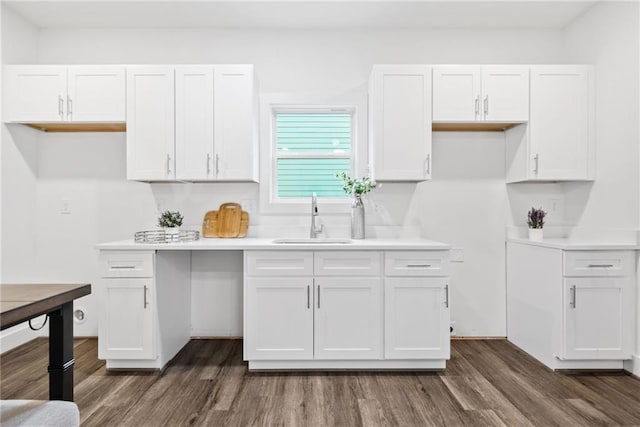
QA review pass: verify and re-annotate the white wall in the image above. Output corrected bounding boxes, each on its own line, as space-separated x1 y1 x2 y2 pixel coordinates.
0 4 43 352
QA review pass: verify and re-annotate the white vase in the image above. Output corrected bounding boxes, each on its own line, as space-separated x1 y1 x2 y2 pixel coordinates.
164 227 181 242
528 228 543 241
351 195 365 239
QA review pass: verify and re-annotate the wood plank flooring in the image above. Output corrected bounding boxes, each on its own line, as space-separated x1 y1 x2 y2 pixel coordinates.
2 338 640 426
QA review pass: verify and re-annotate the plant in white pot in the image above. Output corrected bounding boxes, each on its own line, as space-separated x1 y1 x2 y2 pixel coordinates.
527 207 546 241
336 172 377 239
158 210 183 242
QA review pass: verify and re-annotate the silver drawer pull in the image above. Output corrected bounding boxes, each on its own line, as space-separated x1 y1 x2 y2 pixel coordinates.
110 265 136 269
587 264 614 268
406 264 431 268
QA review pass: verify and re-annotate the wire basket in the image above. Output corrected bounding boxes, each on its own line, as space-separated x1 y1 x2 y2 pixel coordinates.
134 229 200 244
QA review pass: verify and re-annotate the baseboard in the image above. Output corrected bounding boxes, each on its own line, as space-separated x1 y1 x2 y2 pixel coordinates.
0 324 41 354
624 354 640 377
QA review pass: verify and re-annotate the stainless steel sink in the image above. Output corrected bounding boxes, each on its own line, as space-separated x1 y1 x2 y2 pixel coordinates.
272 238 352 244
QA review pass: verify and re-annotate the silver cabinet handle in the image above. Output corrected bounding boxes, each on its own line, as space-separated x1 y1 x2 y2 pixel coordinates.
58 95 64 118
533 154 540 174
474 96 480 118
166 154 172 175
425 154 431 175
587 264 614 268
317 284 320 309
307 285 310 309
110 265 136 270
406 264 431 268
484 95 489 117
445 284 449 308
570 285 576 309
67 96 72 119
143 285 149 309
207 153 212 176
215 154 220 176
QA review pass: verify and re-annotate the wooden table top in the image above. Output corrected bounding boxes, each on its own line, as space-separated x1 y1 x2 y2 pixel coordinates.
0 284 91 330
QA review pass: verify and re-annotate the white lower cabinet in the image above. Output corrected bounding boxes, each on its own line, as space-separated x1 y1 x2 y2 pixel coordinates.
98 250 191 370
384 277 449 359
100 278 155 359
314 277 382 359
244 249 450 369
563 277 633 360
245 277 313 360
507 242 635 370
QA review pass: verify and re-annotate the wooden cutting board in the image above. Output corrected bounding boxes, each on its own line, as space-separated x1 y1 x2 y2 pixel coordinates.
202 203 249 238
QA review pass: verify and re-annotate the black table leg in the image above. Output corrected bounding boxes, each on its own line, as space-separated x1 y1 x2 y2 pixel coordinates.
48 302 74 401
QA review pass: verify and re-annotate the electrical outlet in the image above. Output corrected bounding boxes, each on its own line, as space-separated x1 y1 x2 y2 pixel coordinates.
450 321 457 336
450 247 464 262
60 199 71 215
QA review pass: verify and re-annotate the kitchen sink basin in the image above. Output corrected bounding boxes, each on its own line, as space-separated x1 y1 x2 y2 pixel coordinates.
272 238 352 244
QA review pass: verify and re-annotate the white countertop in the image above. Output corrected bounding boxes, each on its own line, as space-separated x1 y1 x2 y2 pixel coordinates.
508 237 639 251
96 237 452 251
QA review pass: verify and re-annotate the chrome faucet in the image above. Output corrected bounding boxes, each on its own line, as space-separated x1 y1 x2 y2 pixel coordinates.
310 192 324 238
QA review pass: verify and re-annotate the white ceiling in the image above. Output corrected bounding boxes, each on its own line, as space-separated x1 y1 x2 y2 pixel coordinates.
4 0 598 30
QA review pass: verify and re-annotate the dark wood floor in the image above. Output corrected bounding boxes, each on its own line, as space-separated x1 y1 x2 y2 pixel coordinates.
2 338 640 426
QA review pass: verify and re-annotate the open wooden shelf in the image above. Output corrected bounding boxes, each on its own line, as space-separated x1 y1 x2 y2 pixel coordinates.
25 123 126 133
432 122 522 132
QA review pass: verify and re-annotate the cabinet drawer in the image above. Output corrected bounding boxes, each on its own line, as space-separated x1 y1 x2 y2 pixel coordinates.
563 251 634 277
385 251 449 277
245 251 313 276
99 251 154 278
314 252 381 276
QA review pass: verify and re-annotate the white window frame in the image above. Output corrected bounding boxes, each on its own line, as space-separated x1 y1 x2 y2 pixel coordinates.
260 94 360 215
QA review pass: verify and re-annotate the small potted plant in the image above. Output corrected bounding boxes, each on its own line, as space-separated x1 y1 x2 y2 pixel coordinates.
527 207 546 241
158 210 183 242
336 172 377 239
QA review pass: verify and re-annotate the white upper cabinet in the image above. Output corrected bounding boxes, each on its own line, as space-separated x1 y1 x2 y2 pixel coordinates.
506 65 594 182
369 65 432 181
126 66 176 181
214 65 259 181
175 67 215 181
481 66 530 122
132 64 258 182
433 65 529 123
4 65 125 123
432 66 481 122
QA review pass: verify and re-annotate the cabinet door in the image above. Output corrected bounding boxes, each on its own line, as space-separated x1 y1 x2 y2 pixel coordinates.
370 65 432 181
529 66 593 180
4 66 67 122
214 65 257 181
175 67 215 181
481 66 529 122
432 66 481 122
245 277 313 360
314 277 382 359
99 278 155 360
385 277 450 359
563 277 633 360
126 67 175 181
67 66 125 122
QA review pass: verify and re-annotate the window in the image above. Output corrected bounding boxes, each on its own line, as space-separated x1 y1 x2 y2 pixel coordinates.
272 108 354 202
